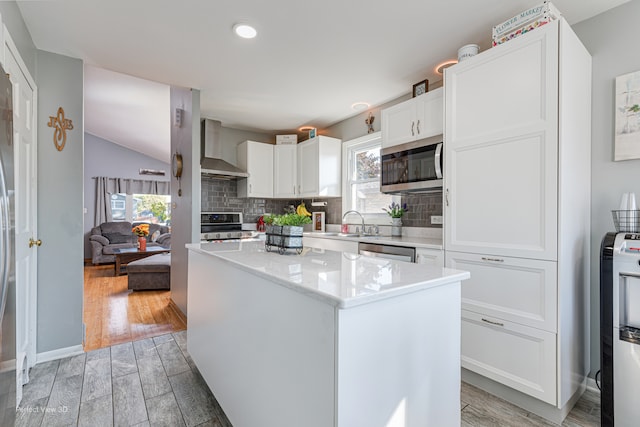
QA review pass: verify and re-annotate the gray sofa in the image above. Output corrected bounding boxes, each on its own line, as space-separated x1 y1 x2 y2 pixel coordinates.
89 221 171 265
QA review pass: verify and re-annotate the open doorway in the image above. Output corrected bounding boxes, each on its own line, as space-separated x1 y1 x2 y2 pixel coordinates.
83 66 185 351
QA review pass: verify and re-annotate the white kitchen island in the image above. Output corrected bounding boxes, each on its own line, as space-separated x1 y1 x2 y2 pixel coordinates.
187 241 469 427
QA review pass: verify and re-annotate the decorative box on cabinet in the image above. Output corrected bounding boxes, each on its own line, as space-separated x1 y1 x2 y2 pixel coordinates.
297 136 341 198
444 18 591 423
382 87 443 148
237 140 274 198
274 144 297 198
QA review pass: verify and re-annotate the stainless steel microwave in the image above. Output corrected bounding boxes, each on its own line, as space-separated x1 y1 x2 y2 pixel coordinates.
380 135 443 194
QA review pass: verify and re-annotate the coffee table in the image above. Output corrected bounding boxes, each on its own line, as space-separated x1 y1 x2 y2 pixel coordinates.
113 246 171 276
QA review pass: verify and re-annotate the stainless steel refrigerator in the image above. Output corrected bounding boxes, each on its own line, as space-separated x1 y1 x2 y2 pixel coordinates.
0 64 16 426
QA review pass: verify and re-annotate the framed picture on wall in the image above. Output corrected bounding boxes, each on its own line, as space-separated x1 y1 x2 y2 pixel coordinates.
615 70 640 161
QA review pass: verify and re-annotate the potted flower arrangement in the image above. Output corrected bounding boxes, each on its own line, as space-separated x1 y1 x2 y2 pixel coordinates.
382 202 408 237
132 224 149 251
264 213 311 254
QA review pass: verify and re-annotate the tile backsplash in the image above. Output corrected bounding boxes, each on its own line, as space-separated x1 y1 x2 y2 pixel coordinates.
201 177 442 228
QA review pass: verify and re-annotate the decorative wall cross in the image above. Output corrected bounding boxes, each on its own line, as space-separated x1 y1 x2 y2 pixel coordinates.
48 107 74 151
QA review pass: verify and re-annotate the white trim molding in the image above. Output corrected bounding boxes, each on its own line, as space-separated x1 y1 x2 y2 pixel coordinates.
36 345 84 364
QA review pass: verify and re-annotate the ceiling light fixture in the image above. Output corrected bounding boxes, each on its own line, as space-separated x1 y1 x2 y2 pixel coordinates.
351 102 370 111
435 60 458 75
298 126 315 132
233 23 257 39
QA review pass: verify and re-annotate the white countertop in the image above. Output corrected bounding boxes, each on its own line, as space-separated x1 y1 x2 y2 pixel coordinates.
186 241 468 308
304 232 443 249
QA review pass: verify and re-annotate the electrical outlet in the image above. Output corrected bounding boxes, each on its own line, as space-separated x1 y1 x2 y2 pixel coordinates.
431 215 443 225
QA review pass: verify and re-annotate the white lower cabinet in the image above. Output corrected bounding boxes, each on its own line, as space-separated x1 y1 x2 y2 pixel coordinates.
461 309 557 405
416 248 444 268
446 251 557 332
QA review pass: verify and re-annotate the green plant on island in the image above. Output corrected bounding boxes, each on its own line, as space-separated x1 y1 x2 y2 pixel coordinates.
271 213 312 227
263 214 276 225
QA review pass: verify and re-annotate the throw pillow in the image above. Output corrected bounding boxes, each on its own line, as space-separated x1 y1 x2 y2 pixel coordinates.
103 233 132 244
150 230 161 242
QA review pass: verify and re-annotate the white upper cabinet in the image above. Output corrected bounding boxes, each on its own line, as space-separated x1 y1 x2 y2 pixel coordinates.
273 144 297 198
382 87 443 148
445 23 559 261
237 140 274 198
297 136 341 198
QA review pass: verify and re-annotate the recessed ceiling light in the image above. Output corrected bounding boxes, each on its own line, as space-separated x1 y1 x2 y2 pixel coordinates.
233 23 257 39
351 102 370 111
298 126 315 132
435 60 458 75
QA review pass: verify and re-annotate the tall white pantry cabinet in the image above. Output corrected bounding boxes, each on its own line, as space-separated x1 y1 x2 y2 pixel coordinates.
444 18 591 423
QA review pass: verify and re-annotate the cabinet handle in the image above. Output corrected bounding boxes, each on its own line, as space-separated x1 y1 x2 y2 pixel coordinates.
481 257 504 263
481 318 504 327
249 183 252 192
416 119 421 134
411 121 415 136
445 189 449 206
293 185 296 195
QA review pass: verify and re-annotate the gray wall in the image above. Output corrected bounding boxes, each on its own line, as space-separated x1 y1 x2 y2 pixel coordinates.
83 132 170 259
0 1 36 77
35 50 84 353
170 87 200 314
573 0 640 377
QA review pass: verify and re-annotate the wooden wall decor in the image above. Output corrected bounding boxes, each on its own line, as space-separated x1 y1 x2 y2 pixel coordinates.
47 107 74 151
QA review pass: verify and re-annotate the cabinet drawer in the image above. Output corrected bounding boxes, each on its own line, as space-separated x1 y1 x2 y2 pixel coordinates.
461 310 557 405
447 251 557 332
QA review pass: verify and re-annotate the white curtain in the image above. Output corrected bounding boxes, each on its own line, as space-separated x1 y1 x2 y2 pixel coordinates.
94 177 170 226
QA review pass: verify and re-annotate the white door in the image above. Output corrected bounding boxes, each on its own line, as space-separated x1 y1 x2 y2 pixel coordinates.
381 99 416 148
247 142 273 198
414 87 443 139
297 138 318 197
273 145 297 198
4 32 37 405
444 21 559 260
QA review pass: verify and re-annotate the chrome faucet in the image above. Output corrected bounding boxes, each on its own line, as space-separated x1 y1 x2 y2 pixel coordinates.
342 210 365 235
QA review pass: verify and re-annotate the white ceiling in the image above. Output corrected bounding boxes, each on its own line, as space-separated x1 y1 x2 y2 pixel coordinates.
18 0 628 162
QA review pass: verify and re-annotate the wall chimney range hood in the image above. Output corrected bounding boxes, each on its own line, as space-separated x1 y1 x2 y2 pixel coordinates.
200 119 249 179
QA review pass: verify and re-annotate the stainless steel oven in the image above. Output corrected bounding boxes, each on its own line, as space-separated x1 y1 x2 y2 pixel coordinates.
381 134 443 194
200 212 254 241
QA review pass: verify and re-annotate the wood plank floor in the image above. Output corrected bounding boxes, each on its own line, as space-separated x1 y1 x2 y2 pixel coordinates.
16 331 601 426
461 381 601 426
83 265 187 352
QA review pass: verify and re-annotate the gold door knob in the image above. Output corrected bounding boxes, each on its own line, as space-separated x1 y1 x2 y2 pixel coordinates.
28 238 42 248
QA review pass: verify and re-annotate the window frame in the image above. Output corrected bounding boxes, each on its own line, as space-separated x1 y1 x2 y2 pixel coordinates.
341 131 398 225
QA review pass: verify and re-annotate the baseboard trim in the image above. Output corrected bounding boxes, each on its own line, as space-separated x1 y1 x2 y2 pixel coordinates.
586 376 600 394
36 345 84 363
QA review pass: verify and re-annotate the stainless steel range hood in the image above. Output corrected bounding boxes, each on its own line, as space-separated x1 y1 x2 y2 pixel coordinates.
200 119 249 179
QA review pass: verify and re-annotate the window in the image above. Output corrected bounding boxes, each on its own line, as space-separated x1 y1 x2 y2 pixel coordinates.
110 193 171 225
342 132 397 224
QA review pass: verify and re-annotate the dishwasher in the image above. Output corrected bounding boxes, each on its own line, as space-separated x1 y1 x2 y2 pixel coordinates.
358 242 415 263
